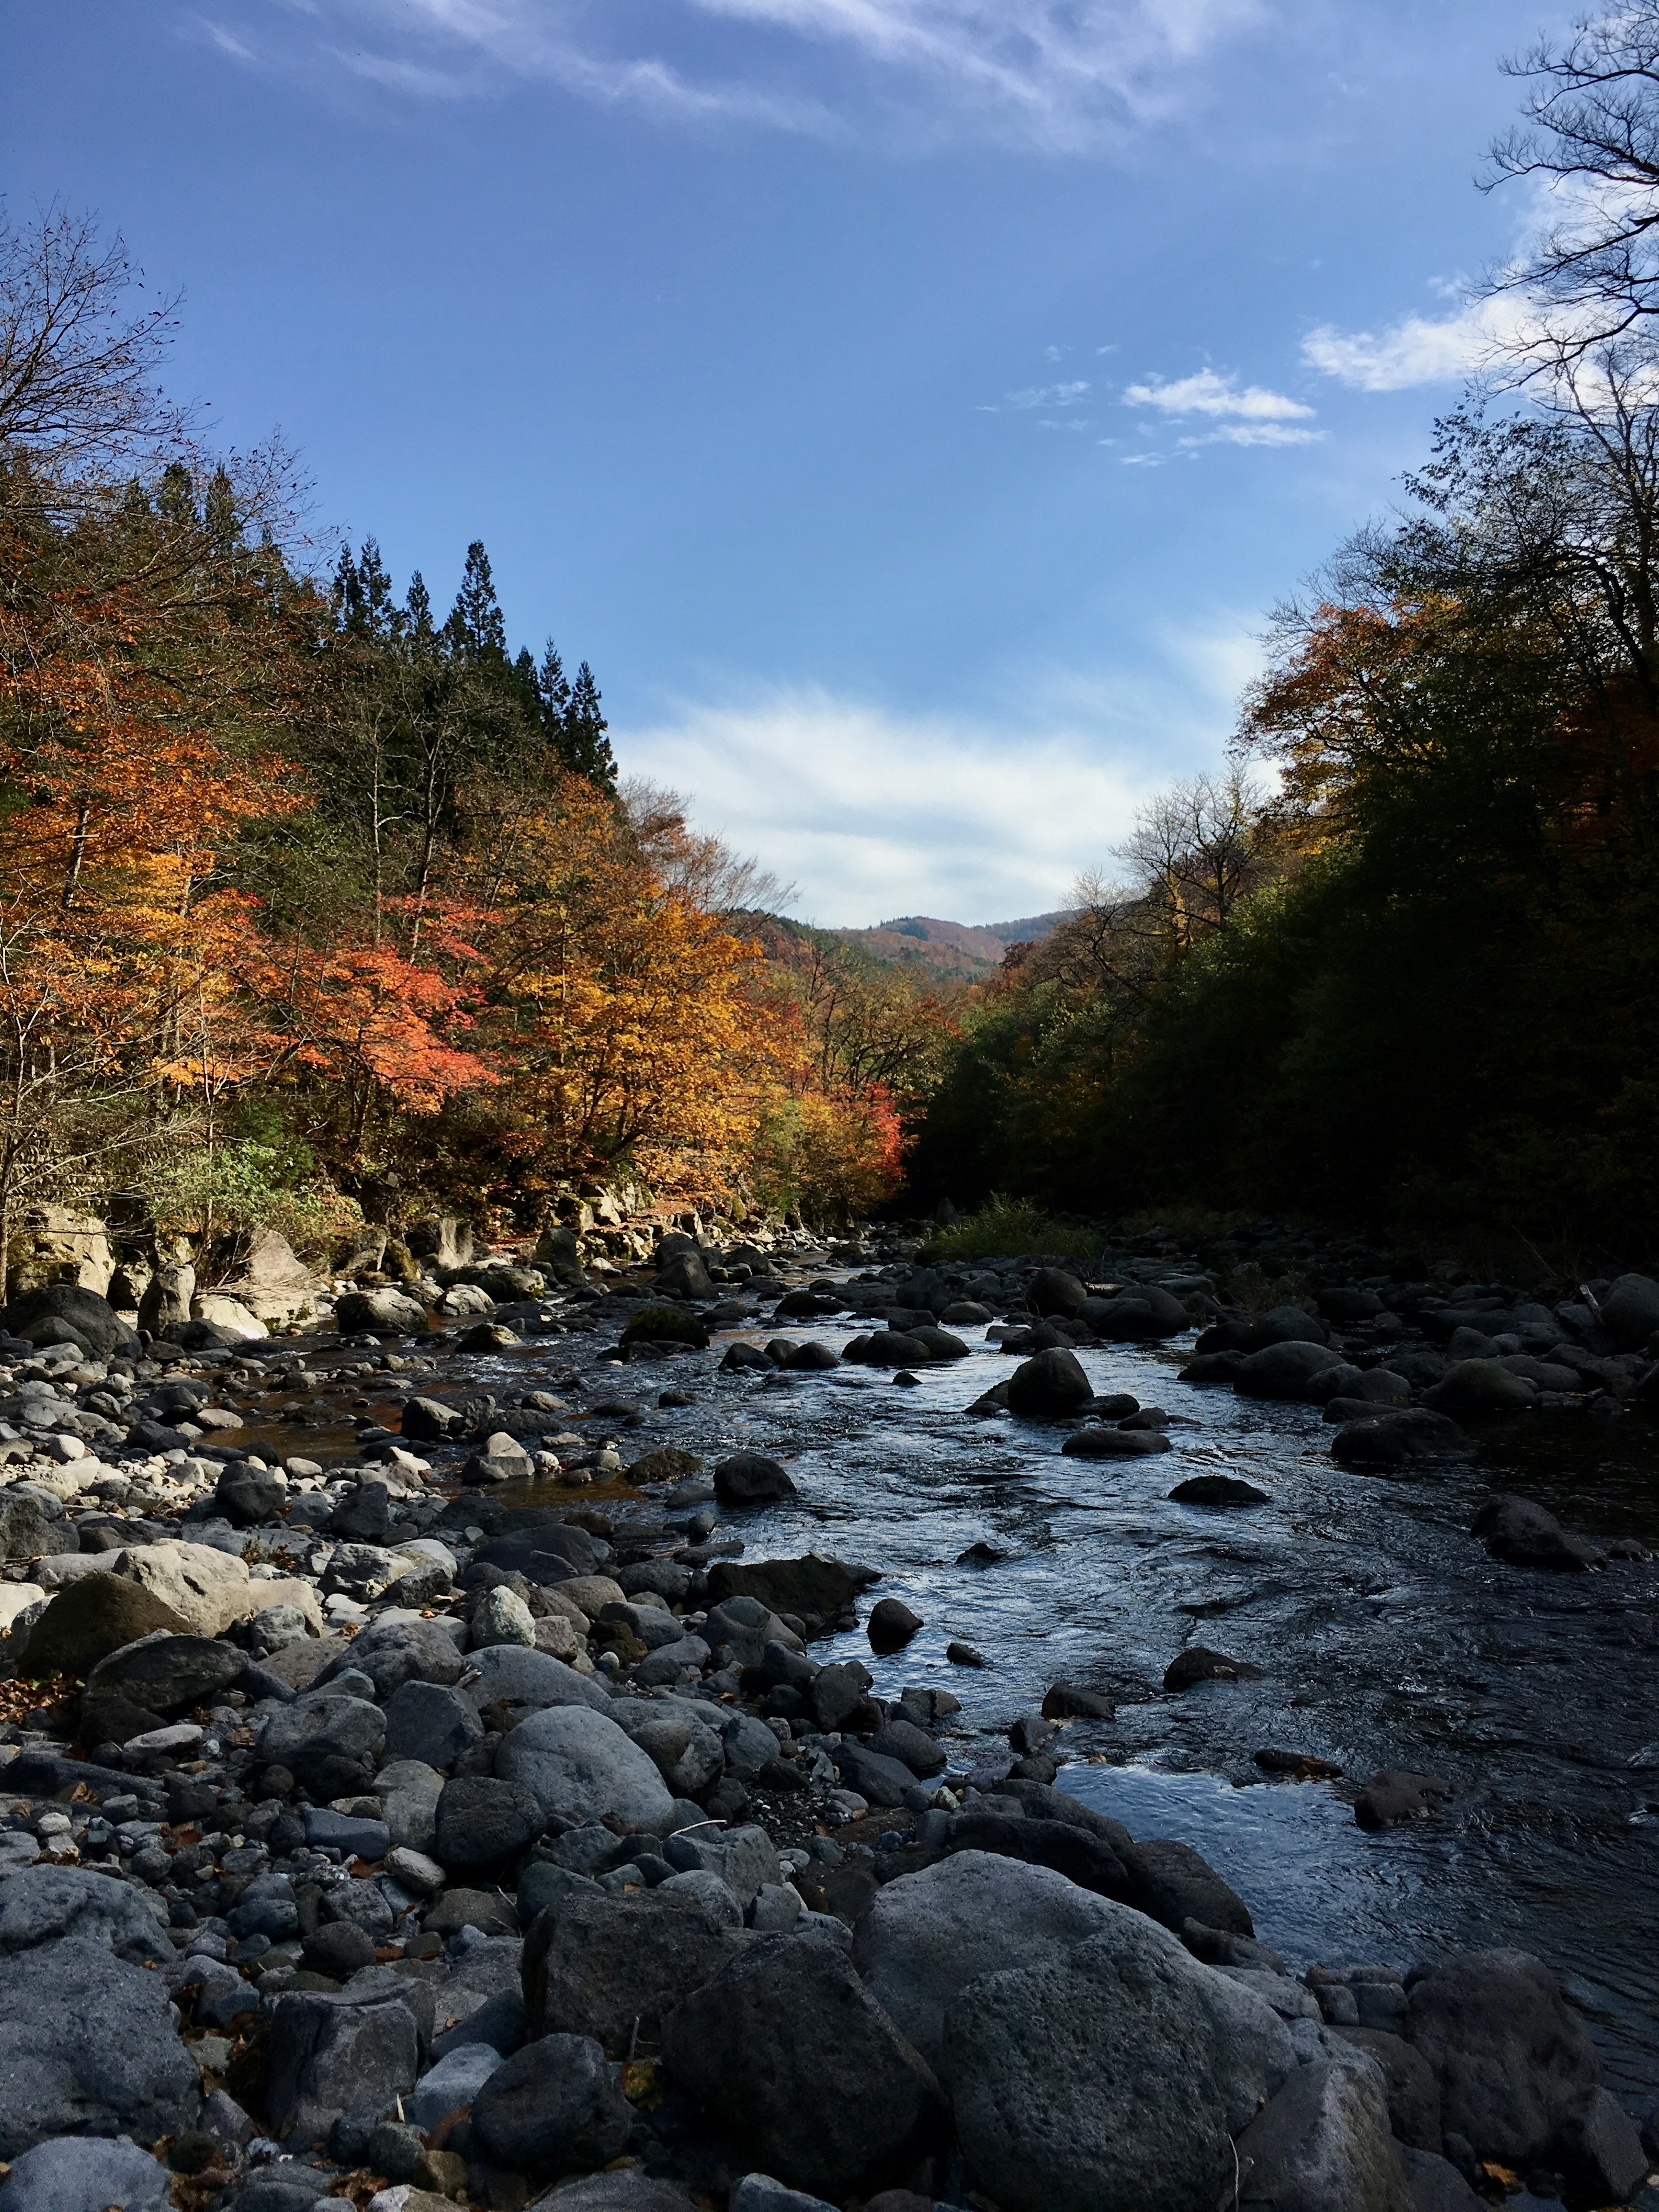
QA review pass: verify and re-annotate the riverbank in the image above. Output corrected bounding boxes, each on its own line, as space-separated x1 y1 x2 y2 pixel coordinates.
0 1224 1651 2212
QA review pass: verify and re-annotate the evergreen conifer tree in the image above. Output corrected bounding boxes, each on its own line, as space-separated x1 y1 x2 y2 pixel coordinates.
406 570 435 648
446 540 507 662
563 662 617 790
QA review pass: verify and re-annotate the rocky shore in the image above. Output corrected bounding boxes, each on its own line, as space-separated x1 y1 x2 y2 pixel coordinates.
0 1221 1652 2212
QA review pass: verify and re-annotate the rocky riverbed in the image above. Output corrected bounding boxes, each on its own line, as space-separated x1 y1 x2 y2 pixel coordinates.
0 1227 1653 2212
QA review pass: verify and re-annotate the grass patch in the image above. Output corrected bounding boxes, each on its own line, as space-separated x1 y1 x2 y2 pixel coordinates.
922 1194 1103 1263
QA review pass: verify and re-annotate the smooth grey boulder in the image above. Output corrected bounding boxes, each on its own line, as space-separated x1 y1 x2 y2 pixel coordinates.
264 1986 420 2144
523 1887 737 2053
852 1851 1119 2071
462 1644 611 1715
318 1616 464 1700
940 1908 1295 2212
1423 1360 1536 1419
0 1867 172 1964
661 1931 945 2201
86 1632 246 1716
1122 1837 1254 1938
0 1938 201 2157
383 1678 485 1769
335 1287 426 1335
497 1703 675 1829
0 2136 171 2212
532 2173 699 2211
713 1453 798 1507
1233 1341 1345 1400
1005 1347 1093 1416
1596 1271 1659 1348
470 2033 632 2173
1399 1951 1600 2174
1470 1494 1606 1571
1236 2044 1410 2211
258 1694 385 1799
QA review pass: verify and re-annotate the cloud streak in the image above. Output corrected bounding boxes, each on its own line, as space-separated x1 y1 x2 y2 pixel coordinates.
199 0 1268 149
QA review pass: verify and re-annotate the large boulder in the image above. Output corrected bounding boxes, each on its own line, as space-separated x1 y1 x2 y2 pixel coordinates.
470 2032 632 2174
0 1867 175 1964
1233 1341 1345 1400
258 1694 386 1799
1423 1360 1536 1419
1470 1494 1606 1571
384 1680 484 1770
1089 1287 1189 1341
1121 1837 1253 1938
0 2136 170 2212
433 1775 544 1875
264 1987 420 2144
1 1287 135 1357
702 1554 877 1621
1599 1271 1659 1348
1330 1410 1471 1467
0 1937 200 2156
0 1497 77 1565
941 1812 1129 1901
212 1228 324 1326
1006 1348 1093 1417
653 1249 714 1301
661 1932 946 2202
1026 1268 1087 1318
114 1541 252 1635
321 1616 465 1700
336 1287 428 1335
460 1645 610 1715
86 1631 246 1716
137 1266 194 1337
939 1909 1295 2212
852 1852 1119 2072
1235 2043 1410 2212
523 1889 738 2053
1398 1951 1607 2176
16 1576 190 1681
713 1454 798 1508
496 1704 676 1830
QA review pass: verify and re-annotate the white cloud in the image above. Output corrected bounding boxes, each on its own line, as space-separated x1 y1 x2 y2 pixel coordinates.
1179 420 1321 447
617 633 1263 922
1001 379 1090 409
210 0 1268 149
1122 367 1315 420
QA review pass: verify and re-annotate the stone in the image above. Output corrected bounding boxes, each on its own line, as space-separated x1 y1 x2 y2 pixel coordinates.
114 1540 251 1634
17 1575 191 1679
532 2175 697 2212
384 1679 484 1770
1005 1348 1093 1417
1330 1409 1471 1466
1596 1271 1659 1348
265 1986 420 2144
137 1265 195 1336
1026 1267 1088 1317
403 2044 509 2131
496 1703 676 1830
1470 1494 1606 1571
941 1911 1296 2212
852 1851 1120 2072
1395 2149 1484 2212
1353 1771 1454 1829
1424 1360 1536 1419
226 1874 299 1942
191 1294 267 1341
0 1937 200 2157
728 2182 837 2212
523 1888 737 2053
0 1867 173 1963
305 1805 391 1859
336 1288 428 1336
1234 1341 1346 1399
461 1432 534 1484
434 1775 545 1874
324 1616 465 1700
702 1554 874 1620
214 1229 324 1327
713 1452 798 1507
460 1643 611 1714
653 1249 714 1300
1236 2043 1411 2211
868 1719 945 1776
942 1812 1129 1901
375 1760 445 1853
1169 1474 1270 1506
471 1586 537 1648
470 2033 632 2173
1122 1837 1254 1937
1088 1287 1191 1340
1041 1681 1116 1719
86 1630 245 1716
2 1286 135 1357
0 1496 76 1565
0 2136 170 2212
661 1932 945 2200
304 1922 378 1978
216 1463 287 1527
1163 1645 1263 1692
1398 1950 1605 2174
867 1595 923 1653
1329 2028 1442 2153
1061 1426 1172 1456
627 1709 724 1798
258 1694 387 1799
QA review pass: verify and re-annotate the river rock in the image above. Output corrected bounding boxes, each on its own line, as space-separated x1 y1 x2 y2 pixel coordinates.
941 1812 1128 1901
0 1867 173 1963
1329 1409 1471 1466
1598 1271 1659 1348
471 1586 536 1648
1424 1360 1535 1419
86 1631 245 1715
215 1463 286 1527
336 1288 428 1335
1122 1837 1254 1937
713 1453 798 1506
0 1497 76 1564
1088 1287 1190 1340
434 1775 544 1874
1006 1348 1093 1416
1235 2041 1410 2211
1352 1770 1454 1828
17 1576 191 1679
0 2135 171 2212
384 1679 484 1769
852 1851 1120 2071
374 1760 445 1852
1169 1474 1270 1505
1233 1341 1345 1399
939 1909 1295 2212
1026 1268 1088 1317
1164 1645 1262 1691
461 1644 610 1713
867 1595 923 1652
265 1986 420 2143
627 1709 724 1797
403 2043 508 2130
114 1541 251 1634
1395 2149 1484 2211
523 1888 737 2052
0 1937 200 2156
258 1694 386 1798
1470 1494 1606 1571
1329 2027 1443 2152
1 1287 135 1357
661 1930 945 2200
496 1703 675 1828
538 2176 698 2212
470 2033 632 2173
1062 1426 1172 1456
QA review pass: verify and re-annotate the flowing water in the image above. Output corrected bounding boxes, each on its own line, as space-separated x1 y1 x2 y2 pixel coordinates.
364 1310 1659 2103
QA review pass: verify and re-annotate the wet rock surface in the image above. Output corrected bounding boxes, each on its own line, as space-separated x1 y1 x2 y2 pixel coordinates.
0 1227 1649 2209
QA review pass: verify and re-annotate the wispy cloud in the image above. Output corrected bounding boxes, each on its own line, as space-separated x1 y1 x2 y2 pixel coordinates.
1122 367 1314 421
999 379 1090 410
1300 292 1548 392
196 0 1268 149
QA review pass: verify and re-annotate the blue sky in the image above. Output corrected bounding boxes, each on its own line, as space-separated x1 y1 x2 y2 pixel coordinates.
5 0 1576 923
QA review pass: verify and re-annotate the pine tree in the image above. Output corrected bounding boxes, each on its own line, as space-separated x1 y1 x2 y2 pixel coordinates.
446 540 507 662
334 545 366 630
562 662 617 789
406 570 435 648
537 639 572 727
356 538 399 636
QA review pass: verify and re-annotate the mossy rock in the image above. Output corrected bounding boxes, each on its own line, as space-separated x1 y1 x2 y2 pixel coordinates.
624 1446 704 1486
620 1305 709 1350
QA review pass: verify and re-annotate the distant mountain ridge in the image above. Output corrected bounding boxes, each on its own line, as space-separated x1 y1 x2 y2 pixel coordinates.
833 908 1077 978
